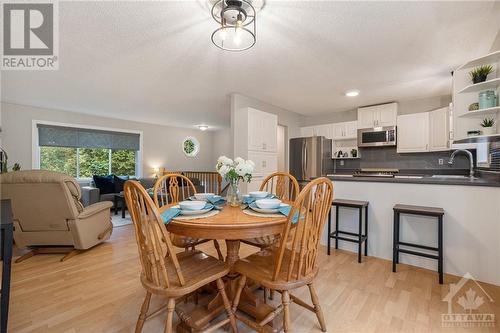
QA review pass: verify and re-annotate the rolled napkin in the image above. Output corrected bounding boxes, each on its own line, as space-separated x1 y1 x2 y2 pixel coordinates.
242 194 277 205
160 207 181 224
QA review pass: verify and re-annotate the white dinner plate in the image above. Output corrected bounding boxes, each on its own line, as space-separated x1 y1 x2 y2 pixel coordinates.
249 202 288 214
173 205 213 216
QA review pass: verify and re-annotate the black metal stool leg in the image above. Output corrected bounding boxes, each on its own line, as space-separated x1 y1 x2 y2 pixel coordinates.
364 206 368 256
358 208 362 263
392 211 399 272
327 207 332 255
438 215 443 284
335 205 339 249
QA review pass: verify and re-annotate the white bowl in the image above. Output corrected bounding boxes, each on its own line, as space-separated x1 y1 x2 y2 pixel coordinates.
179 200 206 211
194 193 215 201
255 198 282 209
249 191 268 199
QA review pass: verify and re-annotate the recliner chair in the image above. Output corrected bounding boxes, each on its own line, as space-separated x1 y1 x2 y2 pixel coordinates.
0 170 113 262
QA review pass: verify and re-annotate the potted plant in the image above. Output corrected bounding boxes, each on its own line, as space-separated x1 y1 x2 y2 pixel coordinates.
480 118 496 136
351 148 358 158
216 156 254 207
469 65 494 84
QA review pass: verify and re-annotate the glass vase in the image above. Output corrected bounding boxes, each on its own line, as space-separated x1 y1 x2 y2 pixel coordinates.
226 180 241 207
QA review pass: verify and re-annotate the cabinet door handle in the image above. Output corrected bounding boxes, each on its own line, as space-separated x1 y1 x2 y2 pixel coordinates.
262 143 267 150
262 160 267 168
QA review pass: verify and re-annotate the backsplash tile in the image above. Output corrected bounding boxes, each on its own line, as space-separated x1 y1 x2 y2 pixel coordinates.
328 147 474 173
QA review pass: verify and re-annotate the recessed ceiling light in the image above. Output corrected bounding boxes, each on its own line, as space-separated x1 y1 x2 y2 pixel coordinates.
345 90 360 97
198 125 209 131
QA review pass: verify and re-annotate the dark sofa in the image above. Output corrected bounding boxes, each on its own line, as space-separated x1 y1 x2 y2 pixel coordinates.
80 176 204 207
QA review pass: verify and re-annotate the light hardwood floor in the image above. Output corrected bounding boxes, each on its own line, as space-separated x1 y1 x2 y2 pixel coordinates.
7 225 500 333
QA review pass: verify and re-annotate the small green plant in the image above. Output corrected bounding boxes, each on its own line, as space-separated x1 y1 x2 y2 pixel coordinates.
12 163 21 171
469 65 494 84
480 118 495 128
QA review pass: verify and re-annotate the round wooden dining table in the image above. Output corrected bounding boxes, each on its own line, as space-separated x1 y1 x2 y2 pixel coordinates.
166 204 288 331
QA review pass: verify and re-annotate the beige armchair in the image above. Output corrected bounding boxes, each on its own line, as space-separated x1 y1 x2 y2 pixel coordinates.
0 170 113 262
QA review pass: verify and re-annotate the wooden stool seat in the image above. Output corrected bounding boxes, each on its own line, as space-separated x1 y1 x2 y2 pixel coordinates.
328 198 369 263
333 199 369 208
393 204 444 216
393 204 444 284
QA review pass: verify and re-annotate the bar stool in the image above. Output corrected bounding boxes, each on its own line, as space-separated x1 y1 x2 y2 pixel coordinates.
393 204 444 284
327 199 369 263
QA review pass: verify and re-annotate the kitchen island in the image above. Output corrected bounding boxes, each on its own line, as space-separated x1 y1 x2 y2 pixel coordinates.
321 175 500 286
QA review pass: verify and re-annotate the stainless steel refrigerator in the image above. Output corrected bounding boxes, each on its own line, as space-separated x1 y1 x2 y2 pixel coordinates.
289 136 332 182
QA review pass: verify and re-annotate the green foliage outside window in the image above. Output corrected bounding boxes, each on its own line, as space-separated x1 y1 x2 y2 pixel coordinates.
40 146 136 178
40 147 77 177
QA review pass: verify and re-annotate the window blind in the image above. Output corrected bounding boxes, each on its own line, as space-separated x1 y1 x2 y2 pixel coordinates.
37 124 140 151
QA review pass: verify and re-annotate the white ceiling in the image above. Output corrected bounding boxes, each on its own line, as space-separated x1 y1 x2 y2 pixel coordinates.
2 1 500 129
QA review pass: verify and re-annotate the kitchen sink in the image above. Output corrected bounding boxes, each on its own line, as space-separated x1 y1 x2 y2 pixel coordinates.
431 175 478 180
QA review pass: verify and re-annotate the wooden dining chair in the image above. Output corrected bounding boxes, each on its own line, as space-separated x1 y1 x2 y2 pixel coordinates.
124 180 238 333
232 177 334 333
241 172 300 249
153 173 223 260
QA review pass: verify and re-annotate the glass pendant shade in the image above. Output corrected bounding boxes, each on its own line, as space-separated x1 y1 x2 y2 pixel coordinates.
211 0 256 51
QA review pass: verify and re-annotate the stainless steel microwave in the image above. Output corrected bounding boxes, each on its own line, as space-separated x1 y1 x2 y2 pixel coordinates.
357 126 397 147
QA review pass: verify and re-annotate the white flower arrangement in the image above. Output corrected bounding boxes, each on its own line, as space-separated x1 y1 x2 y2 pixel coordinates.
216 155 254 183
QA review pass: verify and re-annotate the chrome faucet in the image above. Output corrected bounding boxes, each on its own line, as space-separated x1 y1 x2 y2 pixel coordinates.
448 149 475 178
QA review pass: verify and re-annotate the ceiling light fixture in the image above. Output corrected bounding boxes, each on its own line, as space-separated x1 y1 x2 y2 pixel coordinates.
211 0 256 51
345 90 360 97
198 125 209 131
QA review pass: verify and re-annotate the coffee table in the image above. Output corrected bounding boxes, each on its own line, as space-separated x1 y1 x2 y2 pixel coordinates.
113 194 127 218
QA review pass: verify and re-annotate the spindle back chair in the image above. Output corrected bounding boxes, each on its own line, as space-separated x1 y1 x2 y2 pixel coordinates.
124 180 237 333
233 177 334 333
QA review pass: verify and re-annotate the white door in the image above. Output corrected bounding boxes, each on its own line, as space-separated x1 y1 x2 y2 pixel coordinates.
378 103 398 127
344 121 358 139
397 113 430 153
277 125 287 171
357 106 377 129
429 107 450 152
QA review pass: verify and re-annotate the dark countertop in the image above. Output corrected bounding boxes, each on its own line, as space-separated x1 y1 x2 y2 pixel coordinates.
324 173 500 187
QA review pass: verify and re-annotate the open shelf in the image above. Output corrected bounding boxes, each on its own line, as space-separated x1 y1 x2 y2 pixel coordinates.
458 106 500 118
454 134 500 144
456 50 500 70
332 157 360 160
458 77 500 94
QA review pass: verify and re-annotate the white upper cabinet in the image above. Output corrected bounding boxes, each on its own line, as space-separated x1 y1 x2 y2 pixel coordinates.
358 103 398 129
248 108 278 152
314 124 333 139
357 106 377 129
429 107 450 151
300 126 315 137
332 121 358 140
397 112 430 153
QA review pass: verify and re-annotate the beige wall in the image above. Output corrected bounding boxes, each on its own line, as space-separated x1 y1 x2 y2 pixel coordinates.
300 94 452 126
491 29 500 52
1 103 216 177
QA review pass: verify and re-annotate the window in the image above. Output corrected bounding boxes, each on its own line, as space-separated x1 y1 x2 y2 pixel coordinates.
40 147 137 178
36 123 141 178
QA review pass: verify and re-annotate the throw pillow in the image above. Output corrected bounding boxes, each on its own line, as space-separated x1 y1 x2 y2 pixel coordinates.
93 175 115 195
114 175 129 193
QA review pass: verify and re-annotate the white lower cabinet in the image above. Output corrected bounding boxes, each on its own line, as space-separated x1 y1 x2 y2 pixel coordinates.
247 151 278 178
247 177 263 192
